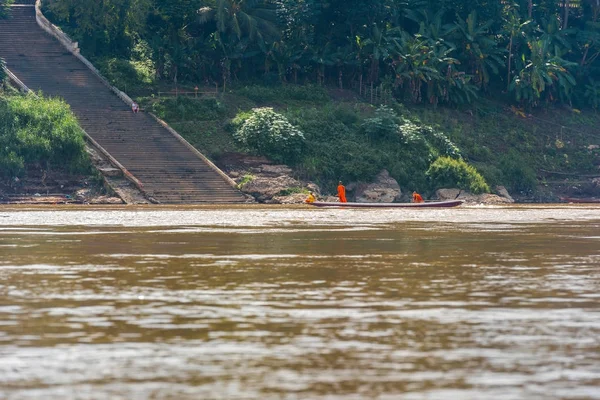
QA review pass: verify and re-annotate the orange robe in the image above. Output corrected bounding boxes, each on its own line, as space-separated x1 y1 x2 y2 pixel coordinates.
337 185 347 203
412 193 424 203
305 194 316 203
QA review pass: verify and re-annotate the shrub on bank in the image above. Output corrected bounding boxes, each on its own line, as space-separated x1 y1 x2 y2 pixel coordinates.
427 156 490 194
233 107 305 164
0 93 89 179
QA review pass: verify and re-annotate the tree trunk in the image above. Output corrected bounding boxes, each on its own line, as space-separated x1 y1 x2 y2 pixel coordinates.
528 0 533 18
507 35 513 92
563 0 570 30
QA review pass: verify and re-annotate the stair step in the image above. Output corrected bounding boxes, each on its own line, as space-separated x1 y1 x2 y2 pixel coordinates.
0 5 246 204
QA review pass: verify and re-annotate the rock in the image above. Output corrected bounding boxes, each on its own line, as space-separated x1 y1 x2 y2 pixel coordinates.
436 188 513 204
435 188 461 201
98 167 122 177
355 170 402 203
457 191 480 203
306 183 321 195
75 188 93 201
259 164 293 177
477 193 514 204
240 176 301 202
324 196 339 202
494 185 514 203
89 196 124 204
270 193 308 204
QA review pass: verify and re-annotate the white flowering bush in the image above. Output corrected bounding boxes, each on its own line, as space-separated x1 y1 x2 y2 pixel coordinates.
233 107 305 163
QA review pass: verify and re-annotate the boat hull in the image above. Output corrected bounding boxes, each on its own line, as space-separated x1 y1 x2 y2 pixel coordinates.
309 200 464 208
560 197 600 203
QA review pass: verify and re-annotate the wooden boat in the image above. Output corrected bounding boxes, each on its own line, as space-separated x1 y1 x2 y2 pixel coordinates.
560 197 600 203
308 200 464 208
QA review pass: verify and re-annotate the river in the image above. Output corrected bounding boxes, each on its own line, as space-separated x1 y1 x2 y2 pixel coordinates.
1 205 599 399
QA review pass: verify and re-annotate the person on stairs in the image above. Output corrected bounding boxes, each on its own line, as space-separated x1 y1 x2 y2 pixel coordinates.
131 101 139 113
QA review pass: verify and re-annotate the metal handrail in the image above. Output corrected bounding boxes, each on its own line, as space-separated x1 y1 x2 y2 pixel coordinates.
35 0 241 197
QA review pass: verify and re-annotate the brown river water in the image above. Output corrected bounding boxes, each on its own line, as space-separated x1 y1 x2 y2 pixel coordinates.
0 205 599 400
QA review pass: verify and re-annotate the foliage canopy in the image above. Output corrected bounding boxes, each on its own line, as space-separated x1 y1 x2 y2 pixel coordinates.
42 0 600 109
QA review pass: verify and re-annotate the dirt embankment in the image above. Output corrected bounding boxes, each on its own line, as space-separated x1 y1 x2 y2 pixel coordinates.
0 168 122 205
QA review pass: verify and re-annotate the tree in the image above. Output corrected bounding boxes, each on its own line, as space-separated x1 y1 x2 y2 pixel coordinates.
510 38 577 107
504 6 531 91
198 0 280 53
450 10 505 89
0 0 13 19
44 0 150 56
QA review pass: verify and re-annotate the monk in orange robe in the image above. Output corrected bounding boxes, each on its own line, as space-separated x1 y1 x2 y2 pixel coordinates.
337 181 347 203
412 191 424 203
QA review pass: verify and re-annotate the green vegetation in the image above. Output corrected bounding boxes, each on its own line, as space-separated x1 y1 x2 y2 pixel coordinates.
137 85 600 197
0 92 91 180
0 0 13 19
23 0 600 198
427 157 490 194
233 107 305 164
42 0 600 110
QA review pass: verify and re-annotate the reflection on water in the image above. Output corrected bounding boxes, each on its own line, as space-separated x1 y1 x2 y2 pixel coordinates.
1 205 600 399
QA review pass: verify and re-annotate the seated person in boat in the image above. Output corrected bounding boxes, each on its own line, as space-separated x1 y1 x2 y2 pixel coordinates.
412 191 424 203
305 191 316 203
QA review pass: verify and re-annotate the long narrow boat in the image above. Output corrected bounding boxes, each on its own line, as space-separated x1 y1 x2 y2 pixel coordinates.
309 200 464 208
560 197 600 203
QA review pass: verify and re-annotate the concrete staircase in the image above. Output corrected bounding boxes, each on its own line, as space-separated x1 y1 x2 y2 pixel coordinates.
0 3 247 204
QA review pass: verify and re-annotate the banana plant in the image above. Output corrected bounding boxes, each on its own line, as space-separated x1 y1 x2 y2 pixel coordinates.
510 38 577 107
392 32 465 105
503 7 531 92
360 24 403 83
537 16 573 57
449 10 505 90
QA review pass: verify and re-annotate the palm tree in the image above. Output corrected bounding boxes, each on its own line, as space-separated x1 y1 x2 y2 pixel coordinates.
197 0 280 52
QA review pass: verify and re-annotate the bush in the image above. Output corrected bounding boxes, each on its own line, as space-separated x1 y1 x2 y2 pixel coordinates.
233 107 305 163
0 0 13 19
0 94 89 179
237 84 329 103
95 57 155 93
149 97 225 122
427 156 490 194
362 106 401 141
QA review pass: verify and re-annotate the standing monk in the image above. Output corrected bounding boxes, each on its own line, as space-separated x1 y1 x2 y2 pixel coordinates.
337 181 347 203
